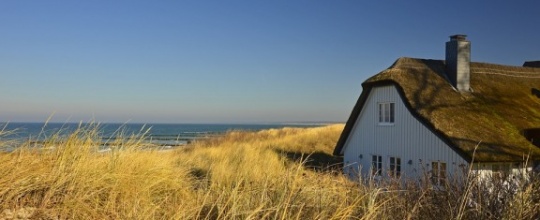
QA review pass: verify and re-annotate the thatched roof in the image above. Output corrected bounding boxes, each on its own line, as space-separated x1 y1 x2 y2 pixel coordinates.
524 61 540 68
334 57 540 162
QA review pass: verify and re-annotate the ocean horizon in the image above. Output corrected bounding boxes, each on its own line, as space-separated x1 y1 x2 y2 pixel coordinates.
0 122 334 147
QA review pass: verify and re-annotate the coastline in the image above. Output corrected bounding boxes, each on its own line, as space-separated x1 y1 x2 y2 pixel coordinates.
0 122 332 151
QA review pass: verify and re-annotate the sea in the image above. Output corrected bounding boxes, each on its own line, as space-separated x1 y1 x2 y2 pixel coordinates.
0 122 327 149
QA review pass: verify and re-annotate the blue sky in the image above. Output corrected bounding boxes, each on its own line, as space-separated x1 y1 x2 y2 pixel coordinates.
1 1 539 123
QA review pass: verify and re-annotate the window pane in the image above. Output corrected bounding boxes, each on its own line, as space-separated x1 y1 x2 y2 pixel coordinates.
378 156 382 170
396 158 401 176
378 103 395 124
379 104 383 122
385 103 388 122
389 157 400 177
431 162 438 185
372 155 378 175
390 103 395 123
441 163 447 179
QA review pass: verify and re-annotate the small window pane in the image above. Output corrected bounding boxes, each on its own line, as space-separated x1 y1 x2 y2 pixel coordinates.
378 103 395 124
390 103 395 123
372 155 379 175
441 163 447 179
377 156 382 171
372 155 382 176
379 104 383 122
389 157 401 177
396 158 401 176
385 106 390 123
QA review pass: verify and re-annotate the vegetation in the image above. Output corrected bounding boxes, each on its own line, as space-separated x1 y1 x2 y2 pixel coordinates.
0 124 538 219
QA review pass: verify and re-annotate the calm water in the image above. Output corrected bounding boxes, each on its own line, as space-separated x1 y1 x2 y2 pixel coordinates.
0 122 325 147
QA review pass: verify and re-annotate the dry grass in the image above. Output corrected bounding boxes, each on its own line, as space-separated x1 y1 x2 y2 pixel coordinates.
0 124 538 219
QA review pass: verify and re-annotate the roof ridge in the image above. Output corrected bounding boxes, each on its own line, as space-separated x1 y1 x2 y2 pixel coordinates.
474 71 540 78
472 61 540 70
472 62 540 78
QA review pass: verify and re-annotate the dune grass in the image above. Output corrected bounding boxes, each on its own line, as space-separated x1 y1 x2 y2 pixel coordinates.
0 124 538 219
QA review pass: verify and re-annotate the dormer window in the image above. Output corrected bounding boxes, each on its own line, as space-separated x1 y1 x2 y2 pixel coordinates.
378 102 395 125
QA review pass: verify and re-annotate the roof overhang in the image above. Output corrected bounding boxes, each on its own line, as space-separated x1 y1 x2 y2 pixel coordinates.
333 80 473 163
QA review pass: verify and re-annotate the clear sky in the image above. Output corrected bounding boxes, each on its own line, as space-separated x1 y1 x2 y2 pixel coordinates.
1 1 539 123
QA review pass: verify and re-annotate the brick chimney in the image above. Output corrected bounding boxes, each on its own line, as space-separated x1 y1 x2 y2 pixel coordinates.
445 34 471 92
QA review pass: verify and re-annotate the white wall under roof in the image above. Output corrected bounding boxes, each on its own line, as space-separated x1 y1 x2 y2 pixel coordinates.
342 85 469 180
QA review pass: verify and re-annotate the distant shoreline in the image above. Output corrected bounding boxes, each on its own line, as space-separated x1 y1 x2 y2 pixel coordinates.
0 123 337 149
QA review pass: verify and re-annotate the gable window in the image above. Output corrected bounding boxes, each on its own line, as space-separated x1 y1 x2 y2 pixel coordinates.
372 155 382 176
431 161 447 186
378 102 395 124
389 157 401 177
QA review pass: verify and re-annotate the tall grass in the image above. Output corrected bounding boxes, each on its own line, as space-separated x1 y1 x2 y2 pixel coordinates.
0 124 538 219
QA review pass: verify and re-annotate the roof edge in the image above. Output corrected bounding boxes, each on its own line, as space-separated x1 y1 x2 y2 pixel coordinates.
333 80 474 163
333 84 372 155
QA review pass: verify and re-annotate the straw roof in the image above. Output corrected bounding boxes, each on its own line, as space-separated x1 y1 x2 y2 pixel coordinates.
335 57 540 162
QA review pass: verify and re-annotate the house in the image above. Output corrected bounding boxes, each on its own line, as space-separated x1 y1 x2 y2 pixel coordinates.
333 35 540 183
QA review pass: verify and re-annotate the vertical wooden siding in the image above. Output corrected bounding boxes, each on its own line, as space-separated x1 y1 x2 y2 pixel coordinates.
343 85 468 179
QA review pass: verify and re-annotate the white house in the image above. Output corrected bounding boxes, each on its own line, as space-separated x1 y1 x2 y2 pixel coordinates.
333 35 540 183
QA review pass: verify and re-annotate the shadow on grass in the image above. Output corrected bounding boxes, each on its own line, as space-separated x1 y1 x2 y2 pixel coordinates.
274 149 342 172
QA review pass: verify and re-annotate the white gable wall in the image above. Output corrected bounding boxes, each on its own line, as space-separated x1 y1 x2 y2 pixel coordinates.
342 85 468 180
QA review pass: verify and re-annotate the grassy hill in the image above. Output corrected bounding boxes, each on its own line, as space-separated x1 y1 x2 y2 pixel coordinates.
0 124 538 219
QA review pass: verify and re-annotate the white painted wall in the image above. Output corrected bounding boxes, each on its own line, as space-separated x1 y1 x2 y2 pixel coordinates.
472 163 533 180
342 85 469 180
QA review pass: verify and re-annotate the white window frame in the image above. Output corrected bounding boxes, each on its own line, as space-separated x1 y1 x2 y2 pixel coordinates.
372 155 383 176
431 161 447 186
378 102 395 125
389 156 401 177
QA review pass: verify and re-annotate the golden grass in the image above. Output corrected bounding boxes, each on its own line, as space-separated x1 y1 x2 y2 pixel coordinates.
0 124 538 219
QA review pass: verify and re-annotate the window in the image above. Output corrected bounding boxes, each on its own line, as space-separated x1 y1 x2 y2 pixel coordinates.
389 157 401 177
492 164 511 179
378 103 395 124
431 161 447 186
372 155 382 176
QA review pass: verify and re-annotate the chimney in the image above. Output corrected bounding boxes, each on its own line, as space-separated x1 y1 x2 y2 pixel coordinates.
445 34 471 92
